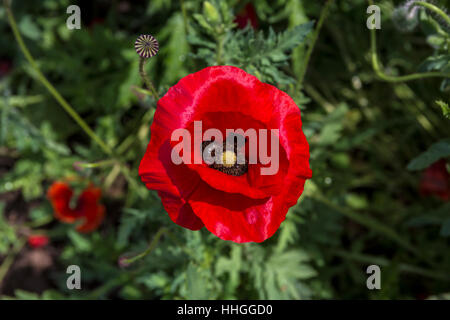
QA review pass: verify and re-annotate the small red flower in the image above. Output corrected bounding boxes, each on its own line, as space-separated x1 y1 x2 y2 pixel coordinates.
28 235 49 248
139 66 312 243
47 181 105 232
419 159 450 201
235 3 258 29
0 59 12 78
88 17 105 29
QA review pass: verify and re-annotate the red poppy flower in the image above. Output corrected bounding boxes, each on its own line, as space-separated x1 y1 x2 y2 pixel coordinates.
47 181 105 232
139 66 312 243
419 159 450 201
28 235 49 248
235 3 258 29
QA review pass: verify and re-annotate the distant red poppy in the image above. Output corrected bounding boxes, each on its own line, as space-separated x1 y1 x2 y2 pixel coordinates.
47 181 105 232
235 3 258 29
88 17 105 29
139 66 312 243
28 235 49 248
419 159 450 201
0 59 12 78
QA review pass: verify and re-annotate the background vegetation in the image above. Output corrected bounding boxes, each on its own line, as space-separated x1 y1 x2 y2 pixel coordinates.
0 0 449 299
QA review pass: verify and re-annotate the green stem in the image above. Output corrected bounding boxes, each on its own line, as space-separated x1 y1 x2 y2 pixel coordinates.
0 238 26 285
368 0 450 82
308 193 420 257
122 227 168 265
180 0 189 33
88 228 193 298
296 0 334 87
413 1 450 26
121 227 193 266
104 164 121 190
304 84 335 113
86 273 130 299
118 164 147 198
5 1 153 198
139 57 159 100
116 107 155 156
332 249 450 281
76 159 117 169
131 85 154 98
3 0 113 156
26 215 54 228
216 35 224 65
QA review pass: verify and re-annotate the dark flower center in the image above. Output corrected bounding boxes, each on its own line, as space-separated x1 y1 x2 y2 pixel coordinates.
202 138 248 176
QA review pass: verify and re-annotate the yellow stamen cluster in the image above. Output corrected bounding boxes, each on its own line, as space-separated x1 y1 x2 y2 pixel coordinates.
221 150 237 167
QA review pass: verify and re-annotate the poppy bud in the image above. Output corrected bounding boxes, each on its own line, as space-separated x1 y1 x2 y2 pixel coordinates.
203 1 220 24
134 34 159 59
118 255 131 269
392 3 419 32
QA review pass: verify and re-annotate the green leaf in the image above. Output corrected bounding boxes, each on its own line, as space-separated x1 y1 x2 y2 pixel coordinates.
215 245 242 297
276 213 299 252
158 13 190 86
185 263 211 299
426 34 446 48
436 100 450 119
346 193 369 210
407 140 450 170
18 15 41 41
276 22 314 53
193 14 214 33
418 55 450 72
68 229 92 252
13 290 40 300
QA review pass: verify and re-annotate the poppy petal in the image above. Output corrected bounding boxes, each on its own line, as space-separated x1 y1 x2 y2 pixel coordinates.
47 182 79 223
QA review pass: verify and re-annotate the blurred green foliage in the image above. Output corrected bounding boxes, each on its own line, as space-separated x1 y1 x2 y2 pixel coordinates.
0 0 449 300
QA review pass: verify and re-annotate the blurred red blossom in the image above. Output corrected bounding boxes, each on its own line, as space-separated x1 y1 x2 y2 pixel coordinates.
419 159 450 201
47 181 105 232
234 3 258 29
0 59 12 78
28 235 49 248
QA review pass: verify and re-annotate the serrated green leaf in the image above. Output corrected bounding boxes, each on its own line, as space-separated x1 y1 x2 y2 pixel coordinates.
407 140 450 170
418 55 450 72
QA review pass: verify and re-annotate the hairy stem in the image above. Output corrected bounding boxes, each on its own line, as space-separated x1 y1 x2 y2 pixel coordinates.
76 159 117 169
3 0 113 155
308 193 420 257
180 0 189 33
296 0 334 87
121 227 193 266
139 57 159 100
216 35 224 65
0 238 26 285
4 1 152 198
368 0 450 82
414 1 450 26
122 227 168 265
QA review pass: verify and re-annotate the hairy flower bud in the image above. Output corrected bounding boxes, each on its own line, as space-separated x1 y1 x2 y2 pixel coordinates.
203 1 220 24
392 1 420 32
